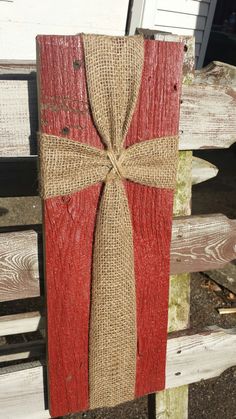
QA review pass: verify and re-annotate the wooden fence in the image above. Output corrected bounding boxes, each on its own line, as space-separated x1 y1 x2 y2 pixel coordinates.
0 35 236 418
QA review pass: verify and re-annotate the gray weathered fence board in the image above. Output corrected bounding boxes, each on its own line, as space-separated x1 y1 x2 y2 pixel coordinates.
0 230 41 301
0 214 235 303
0 311 44 336
0 80 38 155
0 327 235 419
0 340 45 363
0 60 36 75
180 84 236 149
171 214 236 274
204 262 236 295
194 61 236 88
191 156 218 185
0 61 236 156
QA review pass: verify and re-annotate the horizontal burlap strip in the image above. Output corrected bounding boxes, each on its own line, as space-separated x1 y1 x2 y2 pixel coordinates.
39 134 179 199
39 34 179 409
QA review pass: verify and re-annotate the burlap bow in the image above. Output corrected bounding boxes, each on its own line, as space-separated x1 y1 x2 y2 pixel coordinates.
39 34 179 409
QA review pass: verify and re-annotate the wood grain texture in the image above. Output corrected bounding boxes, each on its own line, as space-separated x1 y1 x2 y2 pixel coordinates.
1 213 235 303
0 80 38 156
153 35 195 86
170 214 236 274
1 61 236 156
0 230 41 302
180 83 236 149
37 35 184 416
0 363 49 419
1 327 236 419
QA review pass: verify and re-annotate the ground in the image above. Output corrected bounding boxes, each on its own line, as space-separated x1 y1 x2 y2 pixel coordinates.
0 146 236 418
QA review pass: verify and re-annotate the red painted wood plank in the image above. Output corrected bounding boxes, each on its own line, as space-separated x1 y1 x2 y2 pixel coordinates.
125 40 183 397
37 36 102 416
37 35 183 416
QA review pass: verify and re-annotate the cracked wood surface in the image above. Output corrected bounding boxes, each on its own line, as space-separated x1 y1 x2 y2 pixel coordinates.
1 326 236 419
1 214 235 303
0 61 236 156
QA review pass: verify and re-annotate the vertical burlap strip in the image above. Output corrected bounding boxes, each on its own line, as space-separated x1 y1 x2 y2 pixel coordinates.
90 180 136 407
82 35 144 408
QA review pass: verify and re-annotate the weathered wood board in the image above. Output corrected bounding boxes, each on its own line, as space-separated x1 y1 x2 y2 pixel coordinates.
194 60 236 88
180 83 236 149
0 229 41 302
1 214 235 303
166 326 236 388
0 59 36 75
0 340 45 363
0 80 38 155
171 214 236 274
1 327 236 419
0 311 44 336
0 62 236 156
155 33 193 419
204 262 236 295
155 386 188 419
158 151 191 419
191 156 218 185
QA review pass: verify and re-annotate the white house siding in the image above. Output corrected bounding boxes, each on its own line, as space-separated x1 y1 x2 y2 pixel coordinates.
0 0 130 60
129 0 217 68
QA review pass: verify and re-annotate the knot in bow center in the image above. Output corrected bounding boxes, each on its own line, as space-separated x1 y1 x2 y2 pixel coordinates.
106 149 124 181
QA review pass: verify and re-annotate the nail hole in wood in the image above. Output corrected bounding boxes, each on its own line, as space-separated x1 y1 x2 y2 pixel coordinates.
180 99 183 104
177 234 183 238
176 257 181 262
73 59 82 70
184 45 188 52
175 372 181 376
177 350 181 354
62 127 70 135
173 83 178 91
61 195 71 204
179 130 184 135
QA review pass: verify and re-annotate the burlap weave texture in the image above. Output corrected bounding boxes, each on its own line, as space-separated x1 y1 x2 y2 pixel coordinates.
39 34 179 409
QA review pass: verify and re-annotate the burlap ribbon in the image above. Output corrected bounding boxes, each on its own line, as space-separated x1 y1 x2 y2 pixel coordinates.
39 34 179 409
